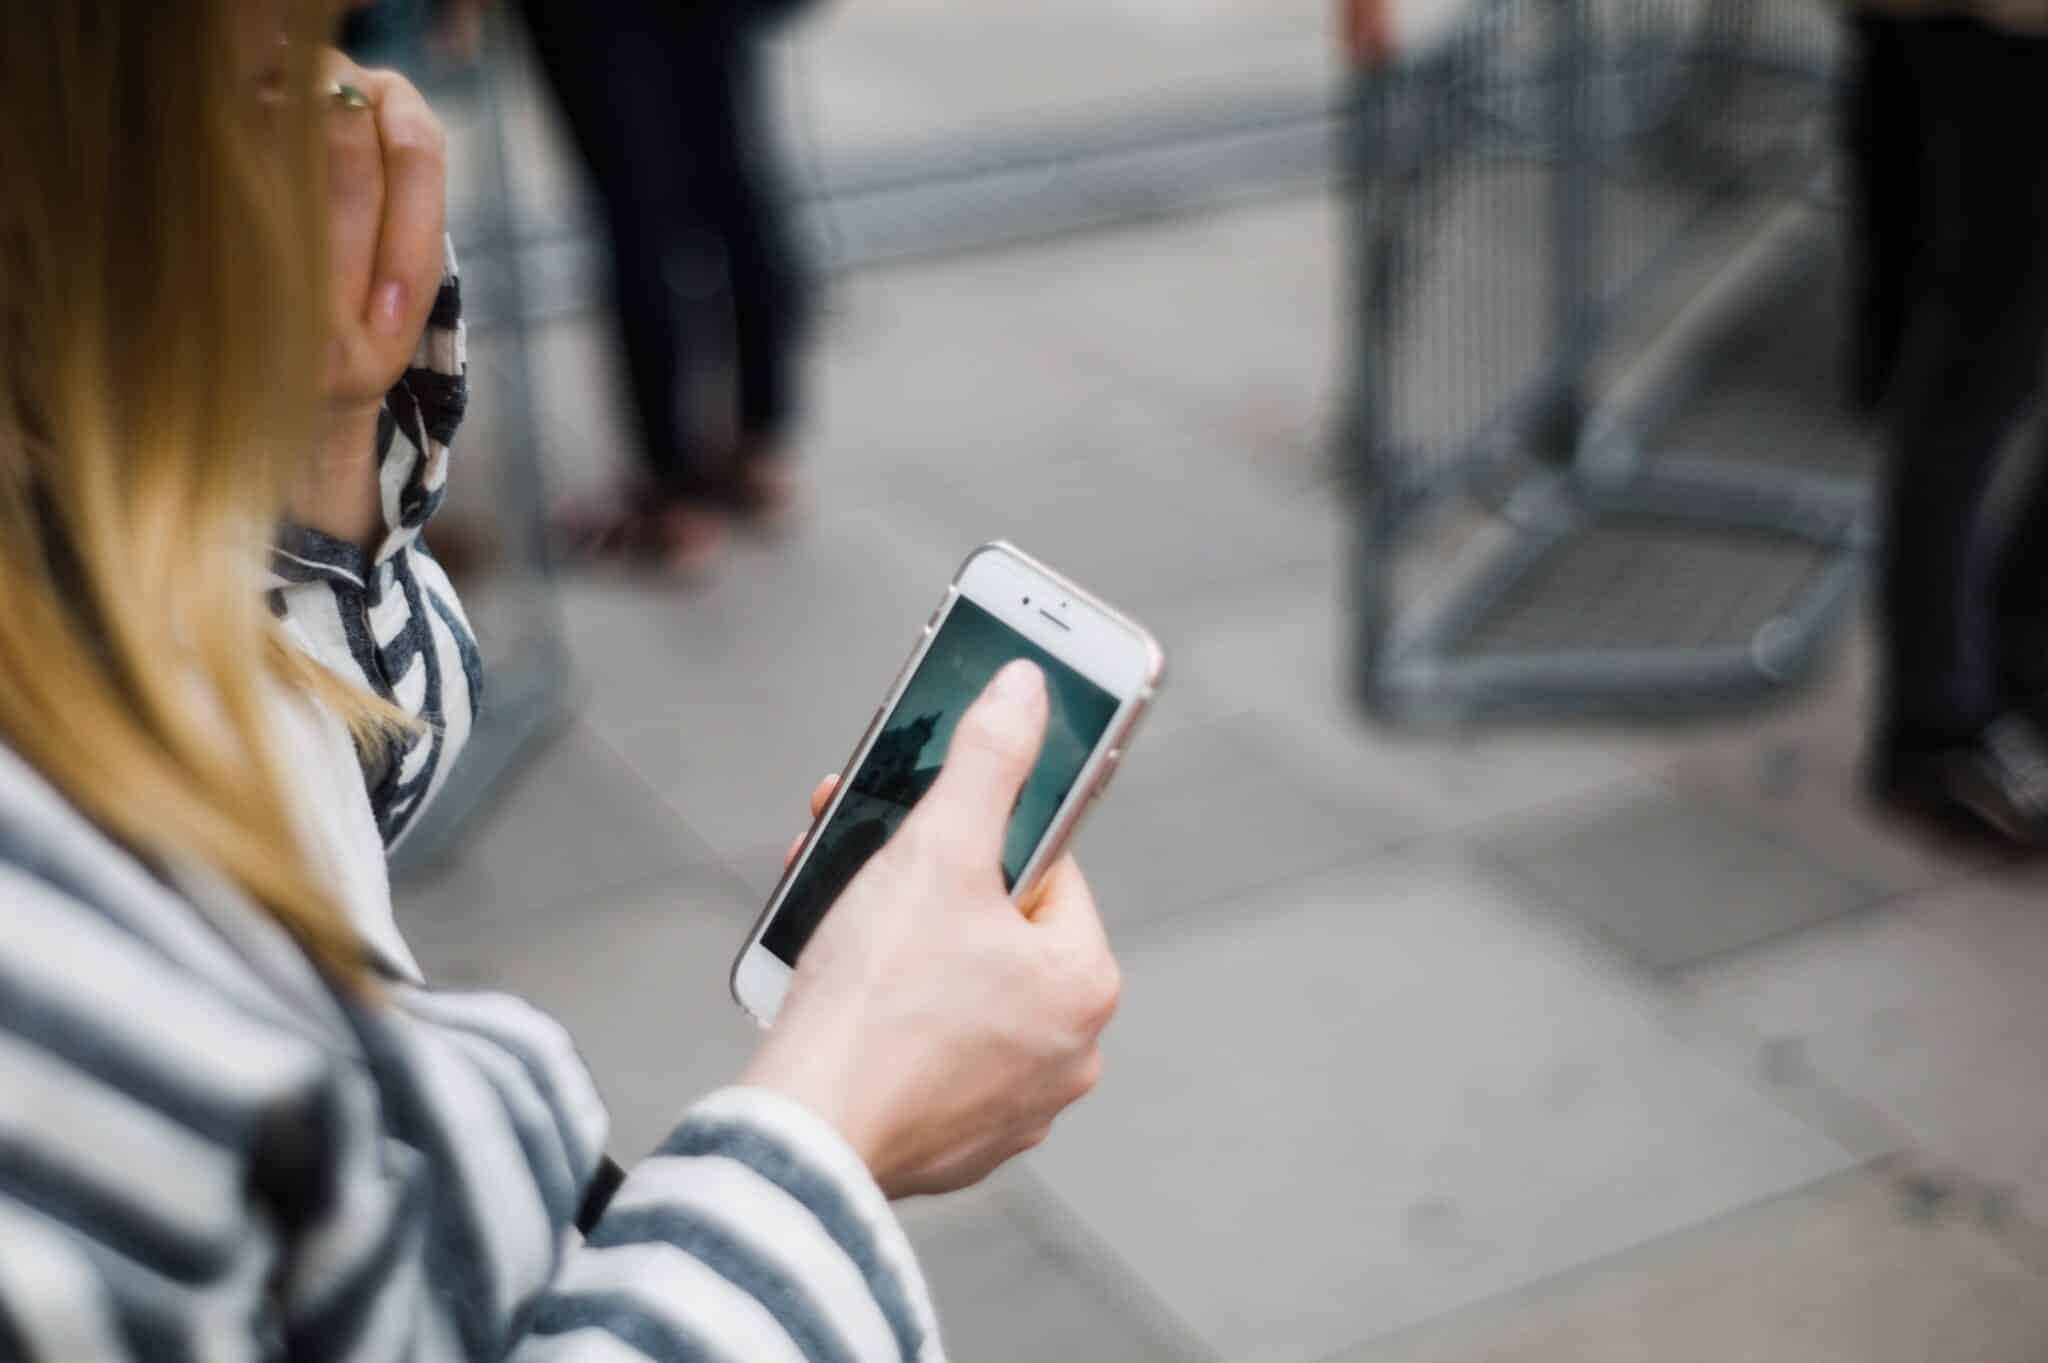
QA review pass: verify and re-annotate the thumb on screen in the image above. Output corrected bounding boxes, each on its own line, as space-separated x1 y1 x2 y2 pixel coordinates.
911 660 1048 873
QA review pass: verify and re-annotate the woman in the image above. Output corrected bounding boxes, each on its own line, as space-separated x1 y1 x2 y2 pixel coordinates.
0 4 1119 1360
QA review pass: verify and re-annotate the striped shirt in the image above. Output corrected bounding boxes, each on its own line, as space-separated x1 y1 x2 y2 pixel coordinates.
0 251 943 1362
264 240 480 854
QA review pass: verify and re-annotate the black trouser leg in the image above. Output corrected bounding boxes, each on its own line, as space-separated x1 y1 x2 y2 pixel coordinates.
1879 22 2048 748
521 0 729 496
1841 14 1925 414
1995 430 2048 696
706 37 808 444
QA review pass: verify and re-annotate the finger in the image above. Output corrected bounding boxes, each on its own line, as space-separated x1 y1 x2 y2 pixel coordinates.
322 57 384 317
809 774 839 820
905 660 1048 872
784 775 841 867
1021 857 1102 942
1022 857 1120 1029
1015 848 1076 921
359 70 447 338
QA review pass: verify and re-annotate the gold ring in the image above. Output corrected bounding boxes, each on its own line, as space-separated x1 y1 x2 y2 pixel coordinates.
330 81 371 111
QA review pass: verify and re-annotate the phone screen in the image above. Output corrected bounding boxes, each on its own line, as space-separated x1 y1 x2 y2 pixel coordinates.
760 597 1122 966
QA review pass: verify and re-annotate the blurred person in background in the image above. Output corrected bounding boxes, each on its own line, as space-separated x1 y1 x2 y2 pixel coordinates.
522 0 817 575
0 3 1118 1358
1843 1 2048 843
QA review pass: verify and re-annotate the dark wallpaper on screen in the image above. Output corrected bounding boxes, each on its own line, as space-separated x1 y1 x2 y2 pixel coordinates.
761 599 1120 964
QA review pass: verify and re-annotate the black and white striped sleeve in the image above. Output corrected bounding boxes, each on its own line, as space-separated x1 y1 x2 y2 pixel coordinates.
0 863 322 1363
0 862 949 1363
270 239 481 851
518 1088 944 1363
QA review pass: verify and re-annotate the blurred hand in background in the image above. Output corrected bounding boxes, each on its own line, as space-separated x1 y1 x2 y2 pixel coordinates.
1339 0 1394 64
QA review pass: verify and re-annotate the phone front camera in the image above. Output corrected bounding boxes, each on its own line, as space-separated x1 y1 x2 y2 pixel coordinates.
1023 596 1031 606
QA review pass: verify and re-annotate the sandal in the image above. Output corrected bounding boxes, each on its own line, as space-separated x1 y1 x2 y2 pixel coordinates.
721 441 807 533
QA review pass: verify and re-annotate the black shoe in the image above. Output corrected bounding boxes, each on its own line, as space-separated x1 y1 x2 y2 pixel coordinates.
1871 714 2048 847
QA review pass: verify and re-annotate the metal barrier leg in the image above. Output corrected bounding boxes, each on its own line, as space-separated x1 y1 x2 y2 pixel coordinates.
1535 0 1597 470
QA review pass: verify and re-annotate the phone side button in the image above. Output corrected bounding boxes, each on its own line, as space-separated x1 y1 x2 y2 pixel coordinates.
1094 748 1123 798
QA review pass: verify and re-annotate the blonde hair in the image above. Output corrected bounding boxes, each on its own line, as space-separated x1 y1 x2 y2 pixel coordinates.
0 1 400 981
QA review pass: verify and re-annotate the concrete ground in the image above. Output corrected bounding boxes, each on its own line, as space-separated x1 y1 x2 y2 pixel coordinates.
399 9 2048 1359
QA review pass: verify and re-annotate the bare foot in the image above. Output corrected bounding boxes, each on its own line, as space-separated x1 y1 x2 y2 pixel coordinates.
647 499 728 576
725 442 807 532
556 488 727 579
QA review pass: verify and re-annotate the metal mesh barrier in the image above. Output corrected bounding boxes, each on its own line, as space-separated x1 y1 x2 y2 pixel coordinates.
1345 0 1866 723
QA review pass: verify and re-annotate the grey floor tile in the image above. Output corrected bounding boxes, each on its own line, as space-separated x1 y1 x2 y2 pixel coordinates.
1684 863 2048 1227
559 508 963 864
882 441 1182 585
805 273 1134 500
1077 714 1415 928
1335 1170 2048 1363
1161 576 1662 836
1018 203 1344 491
1650 620 2008 901
1663 726 2001 904
727 836 801 908
878 195 1341 487
901 1174 1207 1363
1016 196 1339 363
395 720 712 927
1481 780 1884 975
880 444 1321 626
791 0 1328 166
462 314 683 510
801 210 1345 563
525 317 639 496
805 295 1333 613
1025 852 1852 1363
400 870 765 1161
388 851 499 961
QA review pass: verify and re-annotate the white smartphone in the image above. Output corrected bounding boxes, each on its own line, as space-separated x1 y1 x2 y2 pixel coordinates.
730 542 1164 1026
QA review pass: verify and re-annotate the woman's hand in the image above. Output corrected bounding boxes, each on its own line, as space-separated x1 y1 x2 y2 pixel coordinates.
323 54 446 409
744 661 1123 1199
288 54 447 549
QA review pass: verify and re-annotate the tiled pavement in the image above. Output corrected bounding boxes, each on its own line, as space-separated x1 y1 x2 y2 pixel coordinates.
399 16 2048 1357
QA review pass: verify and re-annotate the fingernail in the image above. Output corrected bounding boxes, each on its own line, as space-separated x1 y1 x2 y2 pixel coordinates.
993 659 1043 705
371 282 405 335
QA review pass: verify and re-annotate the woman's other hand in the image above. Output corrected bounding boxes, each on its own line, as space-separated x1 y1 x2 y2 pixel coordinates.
291 54 447 547
744 661 1123 1199
323 54 446 409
